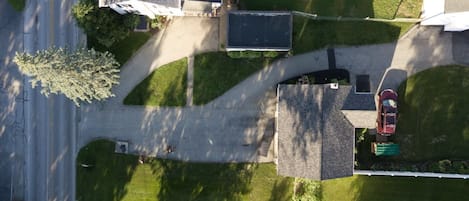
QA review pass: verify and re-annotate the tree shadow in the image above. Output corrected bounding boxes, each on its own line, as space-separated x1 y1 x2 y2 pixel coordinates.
349 175 469 201
151 160 256 201
76 139 138 201
268 179 294 201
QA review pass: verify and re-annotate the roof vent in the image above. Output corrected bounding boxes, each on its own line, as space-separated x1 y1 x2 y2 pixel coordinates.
330 82 339 89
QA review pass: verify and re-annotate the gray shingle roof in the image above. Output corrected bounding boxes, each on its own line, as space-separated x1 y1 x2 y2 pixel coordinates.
445 0 469 13
277 85 372 180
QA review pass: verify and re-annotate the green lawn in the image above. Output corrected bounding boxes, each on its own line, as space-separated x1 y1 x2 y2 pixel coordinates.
124 58 187 106
322 175 469 201
8 0 25 12
396 66 469 161
240 0 422 19
293 17 414 54
88 32 152 66
193 52 270 105
77 140 294 201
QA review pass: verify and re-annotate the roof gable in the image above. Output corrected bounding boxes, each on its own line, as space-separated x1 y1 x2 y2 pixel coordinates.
277 85 356 180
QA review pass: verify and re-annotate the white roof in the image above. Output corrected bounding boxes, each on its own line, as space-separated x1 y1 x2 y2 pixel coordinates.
421 0 469 31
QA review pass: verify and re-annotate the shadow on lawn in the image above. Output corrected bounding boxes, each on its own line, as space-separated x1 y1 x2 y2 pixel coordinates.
349 175 469 201
268 179 293 201
151 160 255 201
76 140 138 201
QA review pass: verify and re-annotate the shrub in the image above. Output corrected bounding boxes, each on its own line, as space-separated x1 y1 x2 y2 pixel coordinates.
150 16 167 30
438 160 452 172
227 51 262 59
293 178 321 201
263 51 279 58
72 0 139 47
7 0 25 11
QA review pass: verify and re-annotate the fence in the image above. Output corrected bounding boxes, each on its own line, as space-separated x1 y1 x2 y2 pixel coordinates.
292 11 421 23
354 170 469 179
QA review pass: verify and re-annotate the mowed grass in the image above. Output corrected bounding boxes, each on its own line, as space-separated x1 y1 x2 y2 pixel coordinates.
77 140 294 201
240 0 422 19
396 66 469 161
88 32 152 66
322 175 469 201
193 52 270 105
124 58 187 106
293 17 414 54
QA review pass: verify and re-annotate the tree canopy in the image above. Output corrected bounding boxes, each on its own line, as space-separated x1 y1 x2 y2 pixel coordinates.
72 0 139 47
14 47 120 106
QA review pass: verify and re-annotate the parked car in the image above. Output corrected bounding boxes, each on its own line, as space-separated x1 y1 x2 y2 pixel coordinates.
376 89 398 136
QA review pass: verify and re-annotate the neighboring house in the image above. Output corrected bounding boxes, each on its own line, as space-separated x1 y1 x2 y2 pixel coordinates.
227 11 293 52
275 84 376 180
99 0 222 19
421 0 469 31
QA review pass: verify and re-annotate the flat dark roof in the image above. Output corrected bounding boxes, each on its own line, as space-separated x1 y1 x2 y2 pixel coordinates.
227 11 292 50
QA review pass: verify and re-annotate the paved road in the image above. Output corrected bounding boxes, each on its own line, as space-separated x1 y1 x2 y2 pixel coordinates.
23 0 81 201
0 1 25 201
80 25 456 163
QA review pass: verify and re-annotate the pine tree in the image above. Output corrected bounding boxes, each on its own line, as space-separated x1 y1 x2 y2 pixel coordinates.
14 47 120 106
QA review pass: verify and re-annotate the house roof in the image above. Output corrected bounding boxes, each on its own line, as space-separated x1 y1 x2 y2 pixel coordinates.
227 11 292 51
100 0 181 8
277 85 359 180
445 0 469 13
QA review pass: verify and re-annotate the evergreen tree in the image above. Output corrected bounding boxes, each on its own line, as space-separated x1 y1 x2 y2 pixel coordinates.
14 47 120 106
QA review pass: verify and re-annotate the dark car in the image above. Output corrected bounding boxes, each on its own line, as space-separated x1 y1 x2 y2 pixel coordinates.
376 89 398 136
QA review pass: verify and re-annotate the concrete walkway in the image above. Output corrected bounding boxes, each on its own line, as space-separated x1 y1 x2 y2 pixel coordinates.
79 25 456 162
186 56 194 106
104 17 219 108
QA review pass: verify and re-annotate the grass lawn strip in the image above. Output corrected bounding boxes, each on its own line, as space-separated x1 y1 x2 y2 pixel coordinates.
193 52 270 105
240 0 421 19
88 32 152 66
293 17 414 54
124 58 187 106
322 175 469 201
77 140 294 201
396 66 469 161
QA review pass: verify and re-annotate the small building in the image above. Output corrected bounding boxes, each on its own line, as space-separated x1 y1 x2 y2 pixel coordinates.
99 0 222 19
227 11 293 52
276 84 375 180
421 0 469 31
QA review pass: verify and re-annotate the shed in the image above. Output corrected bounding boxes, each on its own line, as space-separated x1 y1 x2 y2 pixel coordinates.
227 11 292 51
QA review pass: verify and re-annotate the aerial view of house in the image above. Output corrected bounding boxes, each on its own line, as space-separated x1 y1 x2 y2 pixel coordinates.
1 0 469 201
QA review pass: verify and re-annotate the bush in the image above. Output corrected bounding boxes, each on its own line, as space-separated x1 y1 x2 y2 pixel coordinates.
293 178 321 201
7 0 25 11
150 16 167 30
72 0 139 47
438 160 452 172
263 51 279 58
227 51 262 59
